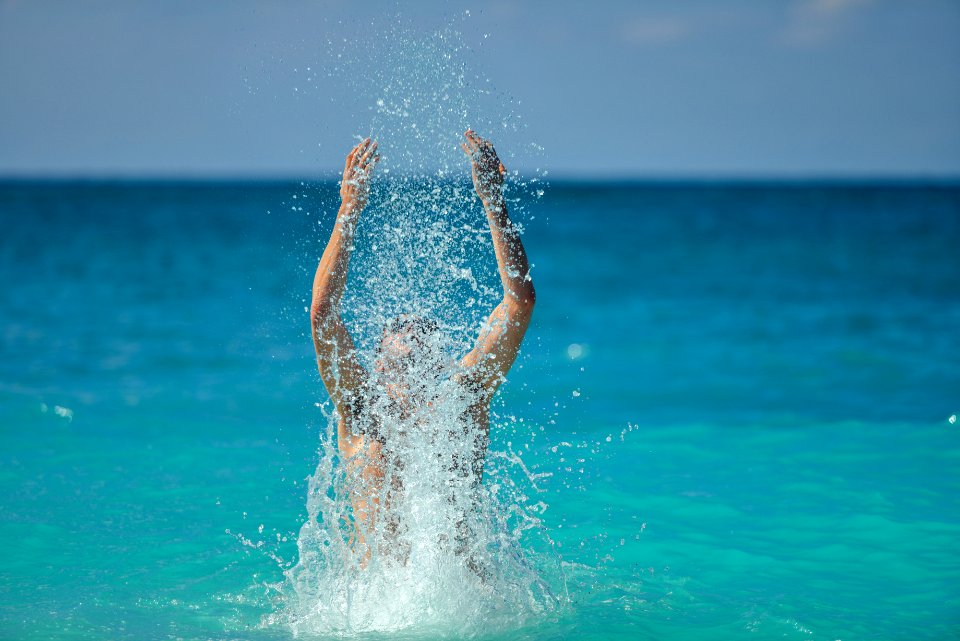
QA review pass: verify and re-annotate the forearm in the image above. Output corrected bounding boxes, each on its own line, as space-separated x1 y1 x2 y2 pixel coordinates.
311 202 360 322
483 196 535 307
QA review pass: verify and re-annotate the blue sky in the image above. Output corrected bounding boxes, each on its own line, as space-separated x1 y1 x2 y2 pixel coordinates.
1 0 958 178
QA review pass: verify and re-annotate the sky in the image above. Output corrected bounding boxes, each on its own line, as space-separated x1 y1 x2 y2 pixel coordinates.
1 0 958 179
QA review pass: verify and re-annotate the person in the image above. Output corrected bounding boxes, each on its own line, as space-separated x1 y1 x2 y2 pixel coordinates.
309 131 535 560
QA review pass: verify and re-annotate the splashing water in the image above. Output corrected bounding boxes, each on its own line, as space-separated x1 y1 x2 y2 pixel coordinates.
268 20 562 637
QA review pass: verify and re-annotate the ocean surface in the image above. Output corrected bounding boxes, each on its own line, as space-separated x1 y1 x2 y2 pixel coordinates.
1 179 958 640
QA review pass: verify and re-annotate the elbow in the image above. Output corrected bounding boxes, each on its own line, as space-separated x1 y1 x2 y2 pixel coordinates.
508 283 536 314
310 299 336 333
523 283 536 309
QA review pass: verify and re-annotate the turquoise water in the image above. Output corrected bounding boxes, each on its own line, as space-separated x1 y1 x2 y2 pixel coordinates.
1 180 958 639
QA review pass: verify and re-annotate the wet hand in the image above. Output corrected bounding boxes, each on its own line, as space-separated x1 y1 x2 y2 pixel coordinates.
462 130 506 205
340 137 379 213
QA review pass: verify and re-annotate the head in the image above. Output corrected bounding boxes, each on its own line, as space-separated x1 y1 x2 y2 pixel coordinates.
374 314 446 404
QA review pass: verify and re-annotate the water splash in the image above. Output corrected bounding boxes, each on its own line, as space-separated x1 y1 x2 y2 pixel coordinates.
268 19 562 637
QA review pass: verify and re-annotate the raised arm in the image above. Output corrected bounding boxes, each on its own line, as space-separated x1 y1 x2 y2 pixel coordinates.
311 138 378 435
458 130 536 395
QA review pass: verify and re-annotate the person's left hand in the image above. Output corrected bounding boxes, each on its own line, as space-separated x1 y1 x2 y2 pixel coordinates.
462 130 506 204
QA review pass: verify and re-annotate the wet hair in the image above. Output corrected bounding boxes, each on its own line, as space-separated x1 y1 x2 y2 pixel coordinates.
384 314 439 341
376 314 444 373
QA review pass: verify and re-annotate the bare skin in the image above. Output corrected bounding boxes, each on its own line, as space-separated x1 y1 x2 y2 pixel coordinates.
310 132 535 560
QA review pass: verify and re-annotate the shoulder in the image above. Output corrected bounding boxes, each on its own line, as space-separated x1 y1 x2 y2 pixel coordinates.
336 405 384 456
452 358 489 393
451 365 499 419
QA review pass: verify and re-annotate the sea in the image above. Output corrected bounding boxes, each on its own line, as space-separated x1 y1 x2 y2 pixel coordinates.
1 179 958 640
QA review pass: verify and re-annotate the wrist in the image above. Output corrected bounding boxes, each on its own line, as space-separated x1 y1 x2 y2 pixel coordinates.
481 192 505 211
486 209 519 238
338 200 363 218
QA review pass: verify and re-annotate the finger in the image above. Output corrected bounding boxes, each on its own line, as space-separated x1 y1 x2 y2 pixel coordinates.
460 142 473 158
465 134 484 159
466 130 483 147
471 130 492 151
465 129 483 146
345 144 359 169
359 141 378 165
353 138 370 162
462 132 479 155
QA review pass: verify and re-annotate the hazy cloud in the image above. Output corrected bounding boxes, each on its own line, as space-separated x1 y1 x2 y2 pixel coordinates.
782 0 874 47
620 16 689 46
1 1 957 177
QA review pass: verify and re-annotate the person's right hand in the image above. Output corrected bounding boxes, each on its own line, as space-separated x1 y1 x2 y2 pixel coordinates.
340 137 378 212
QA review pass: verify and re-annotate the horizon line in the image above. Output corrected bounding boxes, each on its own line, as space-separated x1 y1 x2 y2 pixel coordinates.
1 172 959 186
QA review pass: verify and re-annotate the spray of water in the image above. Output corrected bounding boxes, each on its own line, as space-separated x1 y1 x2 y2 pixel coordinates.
264 19 563 637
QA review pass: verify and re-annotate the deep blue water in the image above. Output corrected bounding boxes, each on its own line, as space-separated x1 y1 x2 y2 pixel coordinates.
1 180 958 639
